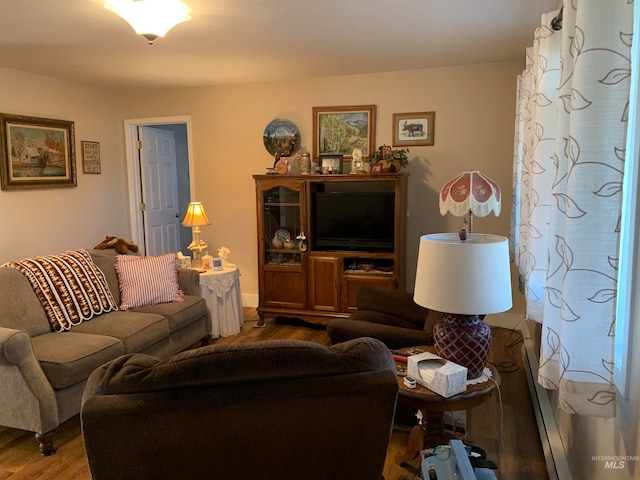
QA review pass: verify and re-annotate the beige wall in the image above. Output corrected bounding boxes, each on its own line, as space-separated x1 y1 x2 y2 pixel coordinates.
120 62 523 309
0 68 131 263
1 61 639 478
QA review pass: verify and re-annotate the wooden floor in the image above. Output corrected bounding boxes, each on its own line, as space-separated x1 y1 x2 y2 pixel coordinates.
0 308 548 480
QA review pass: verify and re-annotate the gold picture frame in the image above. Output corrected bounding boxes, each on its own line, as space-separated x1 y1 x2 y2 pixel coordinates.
312 105 376 161
0 113 76 190
392 111 435 147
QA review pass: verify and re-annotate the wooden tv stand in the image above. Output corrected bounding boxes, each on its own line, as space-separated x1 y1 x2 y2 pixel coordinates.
253 173 407 326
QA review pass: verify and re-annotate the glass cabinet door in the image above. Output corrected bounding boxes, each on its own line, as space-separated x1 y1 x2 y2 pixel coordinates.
263 185 301 266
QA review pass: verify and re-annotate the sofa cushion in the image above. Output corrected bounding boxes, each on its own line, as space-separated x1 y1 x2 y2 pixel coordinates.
31 332 123 389
72 311 169 354
115 253 183 311
0 267 52 337
88 249 125 305
133 295 206 334
3 250 118 332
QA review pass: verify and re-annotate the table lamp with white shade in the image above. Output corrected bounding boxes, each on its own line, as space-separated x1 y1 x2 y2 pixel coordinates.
182 201 211 267
413 233 512 379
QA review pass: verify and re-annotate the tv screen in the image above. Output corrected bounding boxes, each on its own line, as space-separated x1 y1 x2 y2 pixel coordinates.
312 191 395 251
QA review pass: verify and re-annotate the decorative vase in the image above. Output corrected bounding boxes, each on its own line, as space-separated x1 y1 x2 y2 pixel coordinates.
296 153 311 174
433 313 491 379
201 252 213 270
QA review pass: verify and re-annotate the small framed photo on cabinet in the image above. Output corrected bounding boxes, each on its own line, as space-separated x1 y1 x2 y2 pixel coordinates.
319 154 343 174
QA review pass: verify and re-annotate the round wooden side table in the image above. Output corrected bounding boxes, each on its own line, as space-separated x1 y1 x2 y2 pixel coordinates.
394 347 501 466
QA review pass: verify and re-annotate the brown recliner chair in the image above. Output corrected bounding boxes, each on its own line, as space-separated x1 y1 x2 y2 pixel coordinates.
327 286 440 350
81 338 398 480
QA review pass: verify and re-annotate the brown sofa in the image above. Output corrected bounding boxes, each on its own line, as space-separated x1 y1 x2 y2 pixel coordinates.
327 286 439 350
0 248 211 455
81 338 399 480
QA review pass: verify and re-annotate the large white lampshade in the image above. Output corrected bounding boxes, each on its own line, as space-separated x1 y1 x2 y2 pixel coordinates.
414 233 512 314
104 0 192 44
413 233 512 379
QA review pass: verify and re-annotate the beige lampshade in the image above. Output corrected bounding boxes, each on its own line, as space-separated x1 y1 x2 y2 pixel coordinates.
182 202 211 227
104 0 192 43
413 233 512 315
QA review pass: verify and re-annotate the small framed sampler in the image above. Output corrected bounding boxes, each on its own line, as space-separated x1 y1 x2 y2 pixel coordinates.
212 258 224 270
81 141 101 174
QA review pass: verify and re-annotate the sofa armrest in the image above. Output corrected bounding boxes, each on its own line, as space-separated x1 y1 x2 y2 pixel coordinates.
177 268 200 296
0 327 58 434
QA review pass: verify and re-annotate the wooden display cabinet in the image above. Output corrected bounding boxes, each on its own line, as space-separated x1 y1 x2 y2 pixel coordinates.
254 174 407 326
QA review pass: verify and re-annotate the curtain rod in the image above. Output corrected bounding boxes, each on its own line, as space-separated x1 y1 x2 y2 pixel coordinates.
551 7 563 30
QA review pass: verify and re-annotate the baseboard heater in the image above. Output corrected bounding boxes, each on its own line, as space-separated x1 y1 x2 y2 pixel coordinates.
522 336 573 480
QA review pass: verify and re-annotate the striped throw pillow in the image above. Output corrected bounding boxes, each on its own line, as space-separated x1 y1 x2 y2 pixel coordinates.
115 253 183 311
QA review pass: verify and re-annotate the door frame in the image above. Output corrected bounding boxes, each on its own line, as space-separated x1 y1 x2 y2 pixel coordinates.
124 115 195 255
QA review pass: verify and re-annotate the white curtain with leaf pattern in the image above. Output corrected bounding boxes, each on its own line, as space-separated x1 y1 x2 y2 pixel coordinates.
512 0 632 417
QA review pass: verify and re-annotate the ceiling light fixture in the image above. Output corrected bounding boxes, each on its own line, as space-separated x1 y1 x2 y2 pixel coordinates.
104 0 192 44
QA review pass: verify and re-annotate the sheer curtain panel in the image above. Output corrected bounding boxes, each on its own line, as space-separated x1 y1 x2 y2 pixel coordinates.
512 0 632 417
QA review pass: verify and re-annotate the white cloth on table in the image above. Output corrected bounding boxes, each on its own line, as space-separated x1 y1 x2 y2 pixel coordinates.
198 265 243 338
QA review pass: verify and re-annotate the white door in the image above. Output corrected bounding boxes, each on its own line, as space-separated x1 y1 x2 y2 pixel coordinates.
139 126 181 255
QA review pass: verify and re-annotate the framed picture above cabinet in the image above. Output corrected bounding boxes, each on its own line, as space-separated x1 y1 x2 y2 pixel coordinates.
392 111 435 147
312 105 376 162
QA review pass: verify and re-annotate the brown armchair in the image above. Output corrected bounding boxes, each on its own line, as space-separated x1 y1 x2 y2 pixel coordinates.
327 286 440 350
81 338 398 480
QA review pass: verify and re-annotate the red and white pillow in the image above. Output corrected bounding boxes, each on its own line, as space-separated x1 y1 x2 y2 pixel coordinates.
115 253 183 311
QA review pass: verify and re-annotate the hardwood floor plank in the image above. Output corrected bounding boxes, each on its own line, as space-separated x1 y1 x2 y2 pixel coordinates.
0 309 548 480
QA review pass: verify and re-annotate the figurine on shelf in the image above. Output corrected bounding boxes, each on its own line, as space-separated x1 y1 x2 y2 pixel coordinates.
273 139 296 167
272 236 284 249
296 232 308 252
217 246 231 267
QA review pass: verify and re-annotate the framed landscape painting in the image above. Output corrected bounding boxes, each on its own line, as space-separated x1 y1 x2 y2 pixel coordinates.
312 105 376 161
0 113 76 190
392 111 435 147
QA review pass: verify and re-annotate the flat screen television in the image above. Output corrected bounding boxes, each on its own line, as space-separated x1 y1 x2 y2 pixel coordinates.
312 191 395 251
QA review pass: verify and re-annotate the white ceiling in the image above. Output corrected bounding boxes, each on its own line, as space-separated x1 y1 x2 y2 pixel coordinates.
0 0 560 93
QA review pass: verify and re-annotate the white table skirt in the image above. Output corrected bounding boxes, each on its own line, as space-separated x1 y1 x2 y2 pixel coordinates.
198 265 243 338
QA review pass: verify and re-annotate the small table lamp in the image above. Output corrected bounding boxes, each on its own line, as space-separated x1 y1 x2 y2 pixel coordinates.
439 171 501 233
414 233 512 379
182 201 211 267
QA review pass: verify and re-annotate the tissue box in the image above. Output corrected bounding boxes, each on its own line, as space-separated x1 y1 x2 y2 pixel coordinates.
407 352 468 398
177 256 191 269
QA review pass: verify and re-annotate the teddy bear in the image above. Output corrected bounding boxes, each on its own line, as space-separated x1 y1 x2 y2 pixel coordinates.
94 236 139 254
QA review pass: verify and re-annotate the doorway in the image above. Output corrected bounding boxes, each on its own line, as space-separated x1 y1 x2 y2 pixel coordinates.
124 116 194 256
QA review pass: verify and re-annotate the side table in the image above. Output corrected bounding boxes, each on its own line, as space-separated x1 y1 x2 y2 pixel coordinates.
395 347 500 466
198 265 243 338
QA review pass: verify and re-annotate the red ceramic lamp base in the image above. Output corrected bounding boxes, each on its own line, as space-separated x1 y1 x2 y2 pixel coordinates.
433 313 491 380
